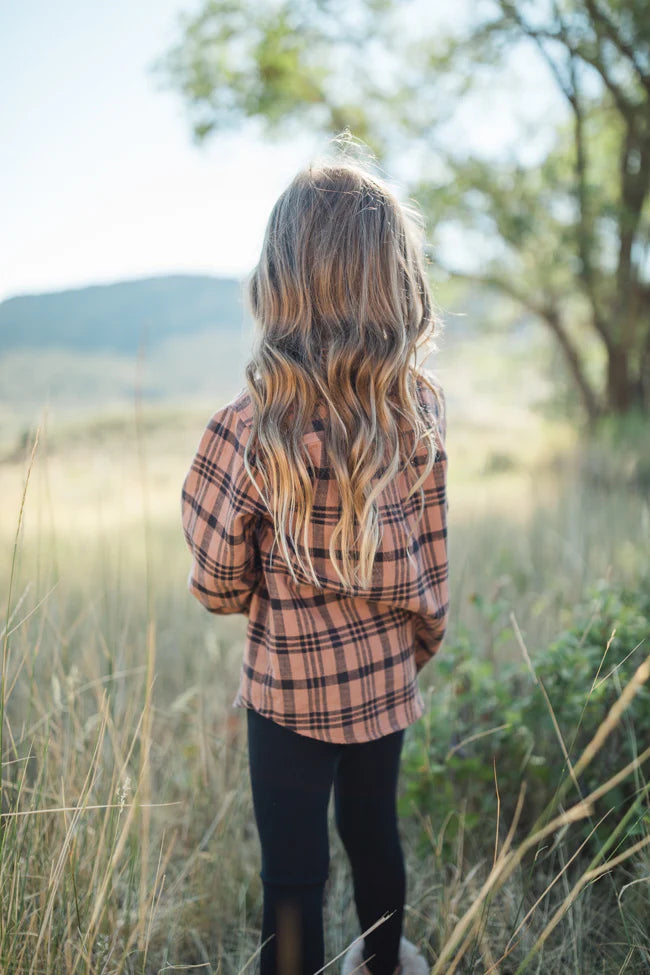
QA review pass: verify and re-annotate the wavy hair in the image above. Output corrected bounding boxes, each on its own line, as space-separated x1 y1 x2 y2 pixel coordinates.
242 136 445 592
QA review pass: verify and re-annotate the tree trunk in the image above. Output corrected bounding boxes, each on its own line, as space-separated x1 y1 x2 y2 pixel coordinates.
606 344 635 413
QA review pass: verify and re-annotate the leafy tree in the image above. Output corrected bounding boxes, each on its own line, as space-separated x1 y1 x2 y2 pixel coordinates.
152 0 650 422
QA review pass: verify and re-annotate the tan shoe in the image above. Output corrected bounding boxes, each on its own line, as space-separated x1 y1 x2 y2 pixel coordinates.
341 936 428 975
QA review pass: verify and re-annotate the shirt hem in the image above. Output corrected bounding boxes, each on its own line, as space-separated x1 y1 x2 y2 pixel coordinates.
231 687 426 744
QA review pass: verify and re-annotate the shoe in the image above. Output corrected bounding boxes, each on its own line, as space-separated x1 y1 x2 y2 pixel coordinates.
341 935 429 975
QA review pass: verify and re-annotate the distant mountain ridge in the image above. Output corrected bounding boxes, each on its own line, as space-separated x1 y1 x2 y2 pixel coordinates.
0 274 247 354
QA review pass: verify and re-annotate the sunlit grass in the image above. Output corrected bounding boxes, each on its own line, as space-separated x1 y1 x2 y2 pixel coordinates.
1 383 648 972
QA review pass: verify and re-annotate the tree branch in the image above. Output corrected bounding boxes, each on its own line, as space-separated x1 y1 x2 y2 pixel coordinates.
497 1 638 121
498 0 573 100
615 124 650 352
583 0 650 96
431 257 601 421
560 13 615 353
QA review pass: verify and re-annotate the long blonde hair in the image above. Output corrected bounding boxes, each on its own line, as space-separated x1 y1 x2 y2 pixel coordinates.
242 135 445 592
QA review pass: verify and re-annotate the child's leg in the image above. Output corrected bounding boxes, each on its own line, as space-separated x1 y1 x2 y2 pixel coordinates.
333 728 406 975
246 708 339 975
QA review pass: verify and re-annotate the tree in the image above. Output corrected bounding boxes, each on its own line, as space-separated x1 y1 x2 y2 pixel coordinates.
152 0 650 423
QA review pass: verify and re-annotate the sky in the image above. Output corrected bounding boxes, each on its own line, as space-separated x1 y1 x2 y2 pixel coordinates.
1 0 563 304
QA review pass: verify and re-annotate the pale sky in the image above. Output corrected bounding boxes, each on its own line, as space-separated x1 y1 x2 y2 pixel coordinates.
1 0 562 304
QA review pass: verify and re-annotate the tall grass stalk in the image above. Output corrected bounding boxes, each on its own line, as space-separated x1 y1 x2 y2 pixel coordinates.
1 426 39 945
509 608 648 945
429 652 650 974
135 343 158 958
1 430 39 761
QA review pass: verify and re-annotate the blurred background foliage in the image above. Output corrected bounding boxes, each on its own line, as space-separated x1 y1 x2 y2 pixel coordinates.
153 0 650 424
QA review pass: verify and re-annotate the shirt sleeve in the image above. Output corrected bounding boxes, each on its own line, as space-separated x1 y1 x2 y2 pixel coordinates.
413 382 449 674
181 402 264 616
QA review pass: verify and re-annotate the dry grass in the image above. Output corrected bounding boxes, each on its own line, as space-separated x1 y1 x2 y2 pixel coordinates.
1 391 648 973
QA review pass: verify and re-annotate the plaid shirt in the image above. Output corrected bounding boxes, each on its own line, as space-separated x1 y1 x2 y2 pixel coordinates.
181 375 449 743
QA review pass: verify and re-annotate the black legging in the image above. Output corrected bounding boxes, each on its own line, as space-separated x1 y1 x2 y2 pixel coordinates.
246 707 406 975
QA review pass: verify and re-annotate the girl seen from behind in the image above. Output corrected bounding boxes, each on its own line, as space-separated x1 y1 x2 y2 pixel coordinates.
182 134 449 975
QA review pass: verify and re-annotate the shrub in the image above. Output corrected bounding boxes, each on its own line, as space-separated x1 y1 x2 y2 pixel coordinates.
399 578 650 859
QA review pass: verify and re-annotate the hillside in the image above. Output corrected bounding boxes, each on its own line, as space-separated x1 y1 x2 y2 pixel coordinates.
0 272 551 446
0 274 247 353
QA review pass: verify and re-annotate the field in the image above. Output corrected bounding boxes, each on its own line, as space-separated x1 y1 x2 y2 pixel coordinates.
1 324 649 973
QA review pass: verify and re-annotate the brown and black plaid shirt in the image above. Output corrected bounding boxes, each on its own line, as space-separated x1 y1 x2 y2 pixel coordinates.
181 374 449 743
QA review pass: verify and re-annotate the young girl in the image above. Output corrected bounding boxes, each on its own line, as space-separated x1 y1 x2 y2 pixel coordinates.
181 144 449 975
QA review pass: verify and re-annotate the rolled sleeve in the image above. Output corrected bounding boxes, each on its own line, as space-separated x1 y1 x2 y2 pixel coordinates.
414 609 448 673
181 404 263 616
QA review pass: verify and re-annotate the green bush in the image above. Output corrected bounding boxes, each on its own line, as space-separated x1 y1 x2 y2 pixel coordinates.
399 578 650 859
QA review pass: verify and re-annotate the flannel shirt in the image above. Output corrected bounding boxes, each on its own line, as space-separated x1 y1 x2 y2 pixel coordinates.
181 374 449 743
